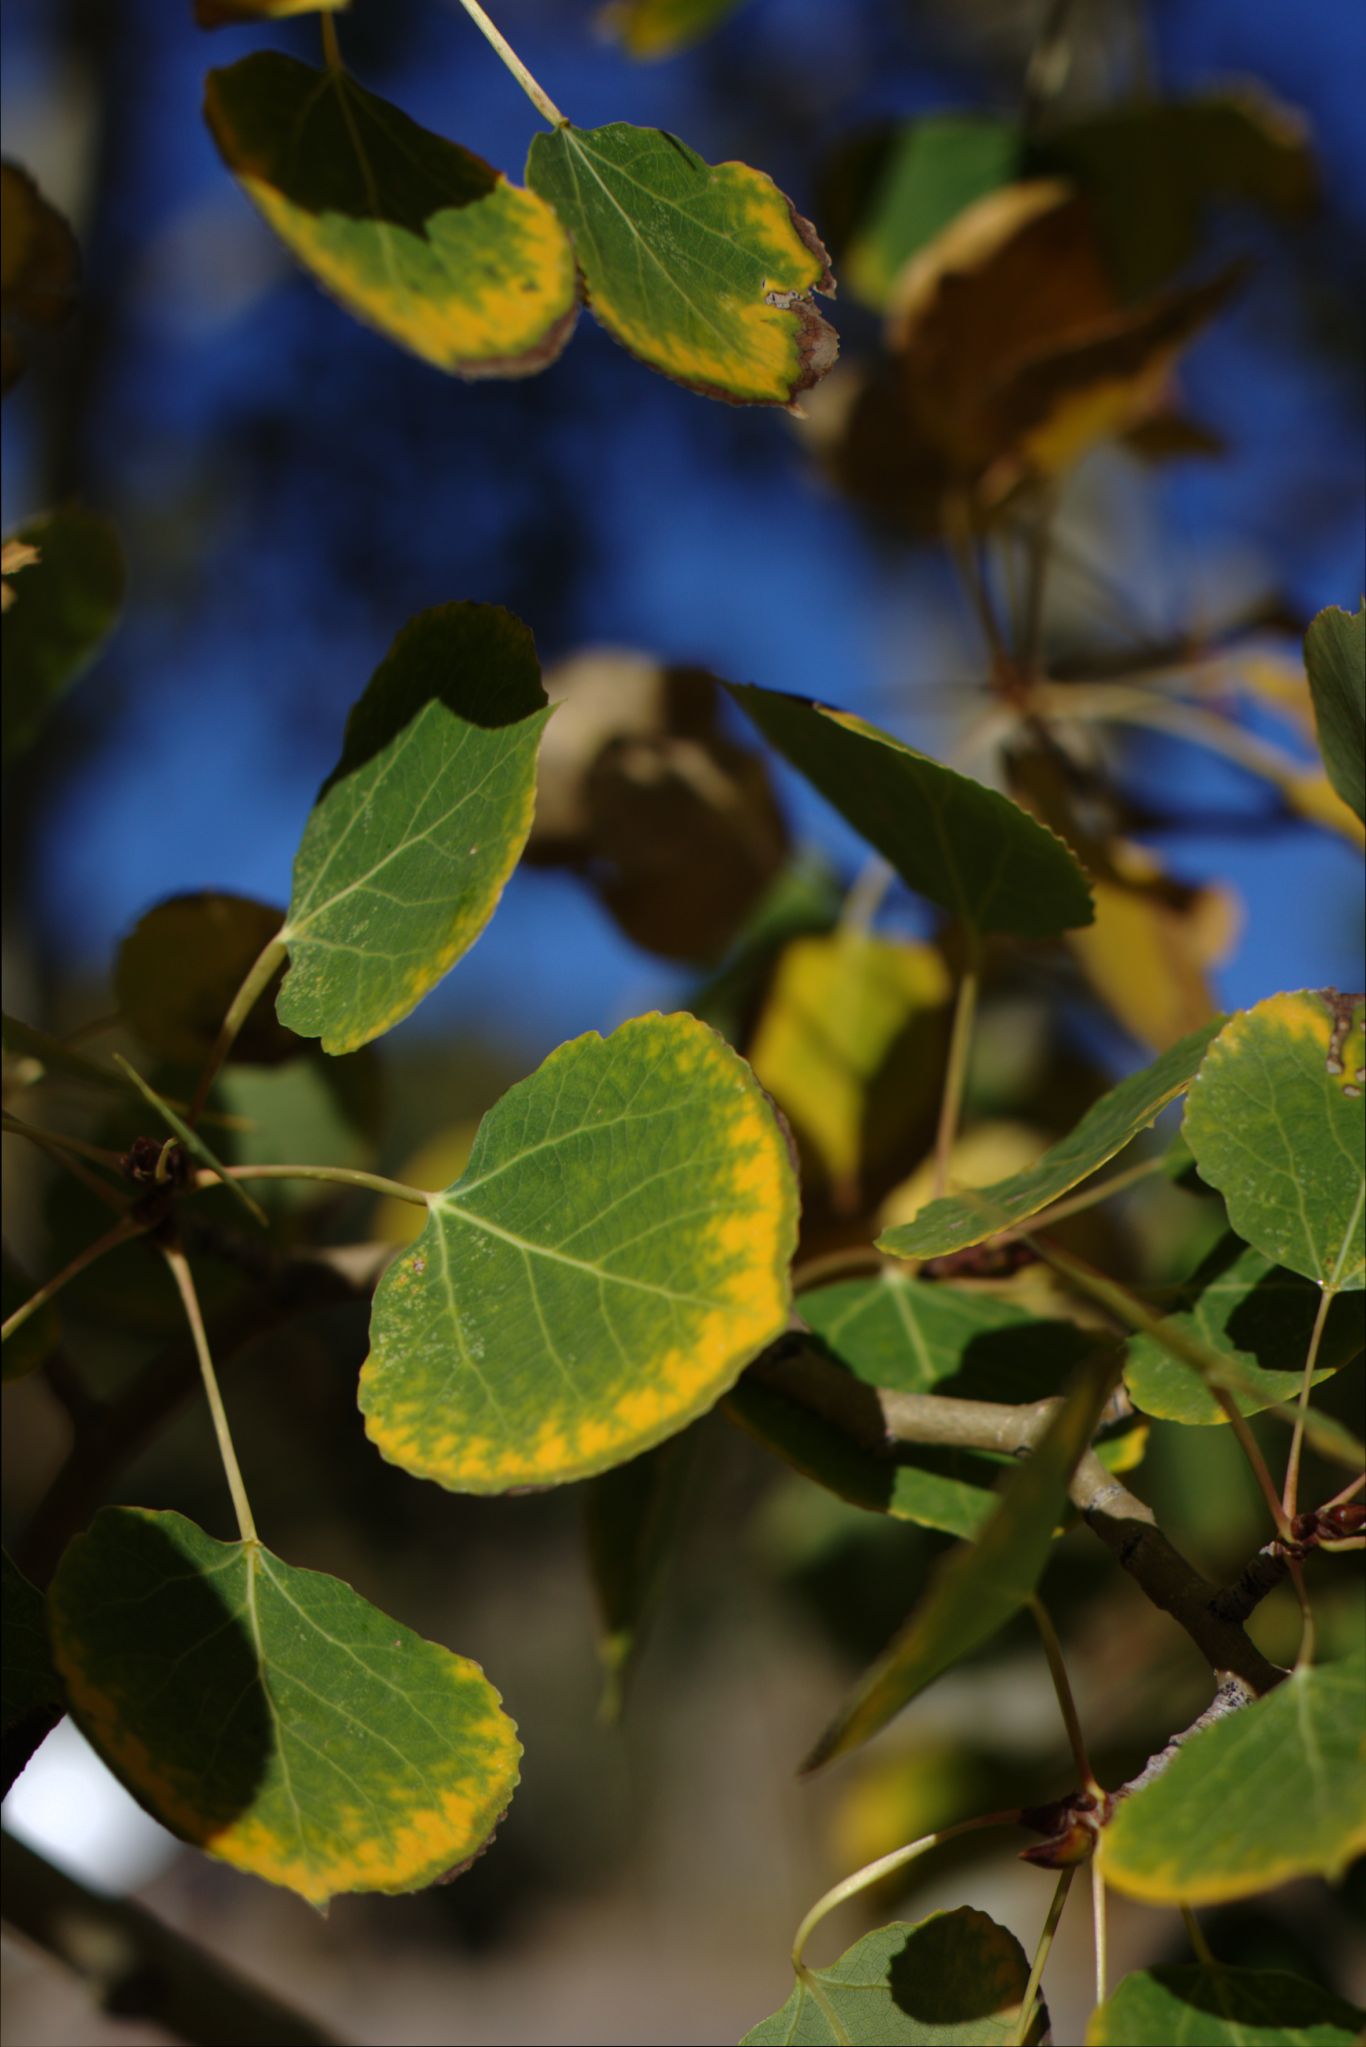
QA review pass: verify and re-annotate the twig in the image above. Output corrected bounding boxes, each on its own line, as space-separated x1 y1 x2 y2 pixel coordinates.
1013 1866 1073 2047
1028 1595 1096 1790
161 1243 258 1544
187 935 287 1128
1 1831 341 2046
2 1217 142 1345
1282 1285 1335 1519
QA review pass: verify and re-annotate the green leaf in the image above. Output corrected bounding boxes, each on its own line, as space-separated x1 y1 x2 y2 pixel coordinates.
525 122 837 407
729 1273 1099 1538
1 1548 63 1799
740 1910 1042 2045
116 893 297 1068
880 1021 1221 1261
48 1506 521 1907
277 604 551 1055
726 683 1093 938
583 1431 696 1720
2 1250 61 1382
599 0 746 60
361 1012 798 1492
205 53 578 376
1086 1965 1364 2046
1 508 124 763
1101 1645 1366 1904
841 114 1021 309
803 1353 1116 1770
112 1052 268 1228
196 0 346 25
1125 1235 1362 1425
1183 993 1365 1292
1304 603 1365 827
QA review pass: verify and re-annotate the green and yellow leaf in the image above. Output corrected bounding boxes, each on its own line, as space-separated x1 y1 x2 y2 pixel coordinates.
49 1507 521 1907
277 604 551 1055
1086 1966 1363 2046
525 122 837 406
205 53 578 375
361 1012 798 1491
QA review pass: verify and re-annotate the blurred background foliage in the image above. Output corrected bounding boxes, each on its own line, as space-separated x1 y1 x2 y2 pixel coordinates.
2 0 1363 2040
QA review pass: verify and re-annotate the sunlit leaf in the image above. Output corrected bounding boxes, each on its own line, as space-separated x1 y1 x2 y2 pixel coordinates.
525 122 837 407
361 1012 797 1491
726 683 1093 938
1304 603 1365 827
1032 87 1316 302
741 1910 1043 2045
0 162 78 395
729 1272 1097 1538
1 508 124 764
1 1548 63 1798
599 0 746 60
1183 994 1365 1292
839 114 1020 310
1101 1645 1366 1904
1 1251 61 1383
880 1021 1221 1261
277 604 551 1055
747 933 950 1206
196 0 346 24
1086 1965 1363 2046
583 1431 696 1720
116 893 297 1068
205 53 578 376
1125 1236 1362 1425
803 1355 1115 1770
49 1506 520 1906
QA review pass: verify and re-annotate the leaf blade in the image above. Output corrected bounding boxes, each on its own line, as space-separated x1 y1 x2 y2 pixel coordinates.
1304 603 1365 827
1086 1965 1363 2047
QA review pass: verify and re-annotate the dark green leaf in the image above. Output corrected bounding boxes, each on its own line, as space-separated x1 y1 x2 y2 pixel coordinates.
1 1549 63 1798
1086 1965 1363 2046
277 605 551 1054
583 1431 696 1720
525 122 837 407
727 683 1093 938
116 893 296 1068
49 1507 521 1906
1304 603 1365 827
1 508 123 763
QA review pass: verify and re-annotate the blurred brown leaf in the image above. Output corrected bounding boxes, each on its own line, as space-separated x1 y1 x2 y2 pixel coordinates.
1 162 79 396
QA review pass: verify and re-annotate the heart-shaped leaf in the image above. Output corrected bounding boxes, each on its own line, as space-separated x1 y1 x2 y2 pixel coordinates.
1304 603 1365 828
880 1020 1221 1260
48 1507 521 1907
1183 993 1364 1292
525 122 837 406
1125 1235 1361 1425
741 1910 1043 2045
1086 1966 1363 2046
277 604 551 1054
727 683 1093 938
206 53 578 376
361 1012 797 1491
1101 1645 1366 1904
803 1353 1116 1770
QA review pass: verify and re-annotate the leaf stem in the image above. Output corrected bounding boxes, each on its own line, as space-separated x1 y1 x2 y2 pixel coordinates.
791 1809 1021 1972
1091 1859 1108 2008
1180 1903 1215 1967
839 855 894 934
189 1164 430 1209
161 1243 257 1545
1025 1152 1170 1231
1028 1594 1097 1792
932 932 981 1197
1012 1865 1074 2046
1 1110 125 1170
2 1217 141 1344
1282 1284 1334 1520
1 1111 128 1209
450 0 567 127
187 935 289 1129
320 10 342 68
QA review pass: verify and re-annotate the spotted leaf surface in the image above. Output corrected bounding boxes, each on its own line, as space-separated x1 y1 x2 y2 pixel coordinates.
277 605 551 1054
205 54 578 376
48 1508 520 1907
525 122 837 405
1086 1966 1363 2046
1183 993 1365 1292
880 1021 1221 1260
1101 1645 1366 1904
727 683 1093 937
741 1911 1042 2045
361 1013 798 1491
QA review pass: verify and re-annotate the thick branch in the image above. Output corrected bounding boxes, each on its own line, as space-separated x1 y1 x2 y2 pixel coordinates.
1 1831 339 2046
747 1341 1283 1694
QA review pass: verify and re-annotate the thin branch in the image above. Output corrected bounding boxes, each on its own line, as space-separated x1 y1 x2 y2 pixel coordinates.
190 1163 430 1209
1181 1904 1216 1967
1 1111 124 1169
1282 1285 1335 1519
161 1244 257 1544
1113 1676 1254 1800
933 933 981 1197
791 1810 1022 1972
1013 1866 1074 2047
187 935 288 1128
1028 1595 1096 1791
2 1217 142 1344
1 1832 340 2046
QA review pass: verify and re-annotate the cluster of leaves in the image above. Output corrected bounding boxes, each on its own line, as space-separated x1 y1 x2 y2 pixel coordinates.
2 3 1364 2044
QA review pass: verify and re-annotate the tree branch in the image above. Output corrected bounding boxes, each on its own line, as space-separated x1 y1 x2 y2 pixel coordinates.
746 1340 1284 1694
